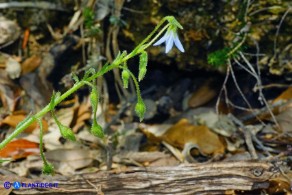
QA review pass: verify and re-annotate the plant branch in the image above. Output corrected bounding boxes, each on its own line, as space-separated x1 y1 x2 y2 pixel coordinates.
0 16 175 151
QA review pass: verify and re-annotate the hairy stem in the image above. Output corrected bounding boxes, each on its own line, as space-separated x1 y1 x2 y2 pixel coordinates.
0 15 176 151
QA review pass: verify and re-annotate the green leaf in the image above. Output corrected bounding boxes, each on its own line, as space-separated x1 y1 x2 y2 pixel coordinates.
0 159 11 164
113 51 127 65
83 7 95 29
49 91 61 109
72 73 79 83
83 68 96 80
138 51 148 81
85 26 101 37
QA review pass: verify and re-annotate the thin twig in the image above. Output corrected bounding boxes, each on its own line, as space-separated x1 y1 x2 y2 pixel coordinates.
239 52 280 128
229 60 255 112
225 98 255 112
254 83 291 90
273 7 291 57
241 52 265 57
0 1 68 11
243 127 258 159
229 59 268 126
239 100 288 123
234 58 257 77
251 132 273 157
250 5 285 16
86 180 104 195
229 114 258 159
216 66 231 114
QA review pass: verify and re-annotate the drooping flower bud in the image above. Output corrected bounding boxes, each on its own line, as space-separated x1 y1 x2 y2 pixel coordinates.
91 120 104 138
138 51 148 81
42 162 54 175
135 99 146 122
122 69 130 88
59 124 76 141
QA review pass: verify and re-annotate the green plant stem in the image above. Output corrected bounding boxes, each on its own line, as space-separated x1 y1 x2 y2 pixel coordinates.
227 33 247 57
36 118 47 165
143 24 170 49
0 46 136 150
126 68 142 99
0 65 113 150
132 17 168 54
0 16 173 151
83 81 98 120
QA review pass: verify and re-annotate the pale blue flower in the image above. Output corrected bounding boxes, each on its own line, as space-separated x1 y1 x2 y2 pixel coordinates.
153 29 185 53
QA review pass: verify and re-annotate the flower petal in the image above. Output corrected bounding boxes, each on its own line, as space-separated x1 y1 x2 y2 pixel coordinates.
153 34 167 46
173 34 185 52
165 32 174 53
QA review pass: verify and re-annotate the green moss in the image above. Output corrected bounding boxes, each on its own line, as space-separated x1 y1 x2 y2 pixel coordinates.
207 47 230 67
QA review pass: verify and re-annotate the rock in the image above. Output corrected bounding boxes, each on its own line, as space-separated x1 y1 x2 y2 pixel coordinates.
0 17 20 48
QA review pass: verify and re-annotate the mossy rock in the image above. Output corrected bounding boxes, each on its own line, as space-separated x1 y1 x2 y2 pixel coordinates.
122 0 291 74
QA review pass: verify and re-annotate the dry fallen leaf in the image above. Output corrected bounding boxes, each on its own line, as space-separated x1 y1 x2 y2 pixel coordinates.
0 139 39 160
45 149 102 175
0 68 21 112
0 113 48 133
71 98 91 132
187 79 217 108
161 118 225 156
5 57 21 79
21 55 42 75
273 87 292 103
0 85 15 112
55 107 75 127
267 177 292 194
0 16 21 47
272 87 292 132
275 104 292 132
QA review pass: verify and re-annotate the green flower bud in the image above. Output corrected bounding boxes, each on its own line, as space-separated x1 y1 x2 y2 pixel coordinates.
138 67 147 82
122 69 130 88
91 120 104 138
135 99 146 122
90 88 99 112
59 124 76 141
138 51 148 81
52 110 76 141
42 162 54 175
